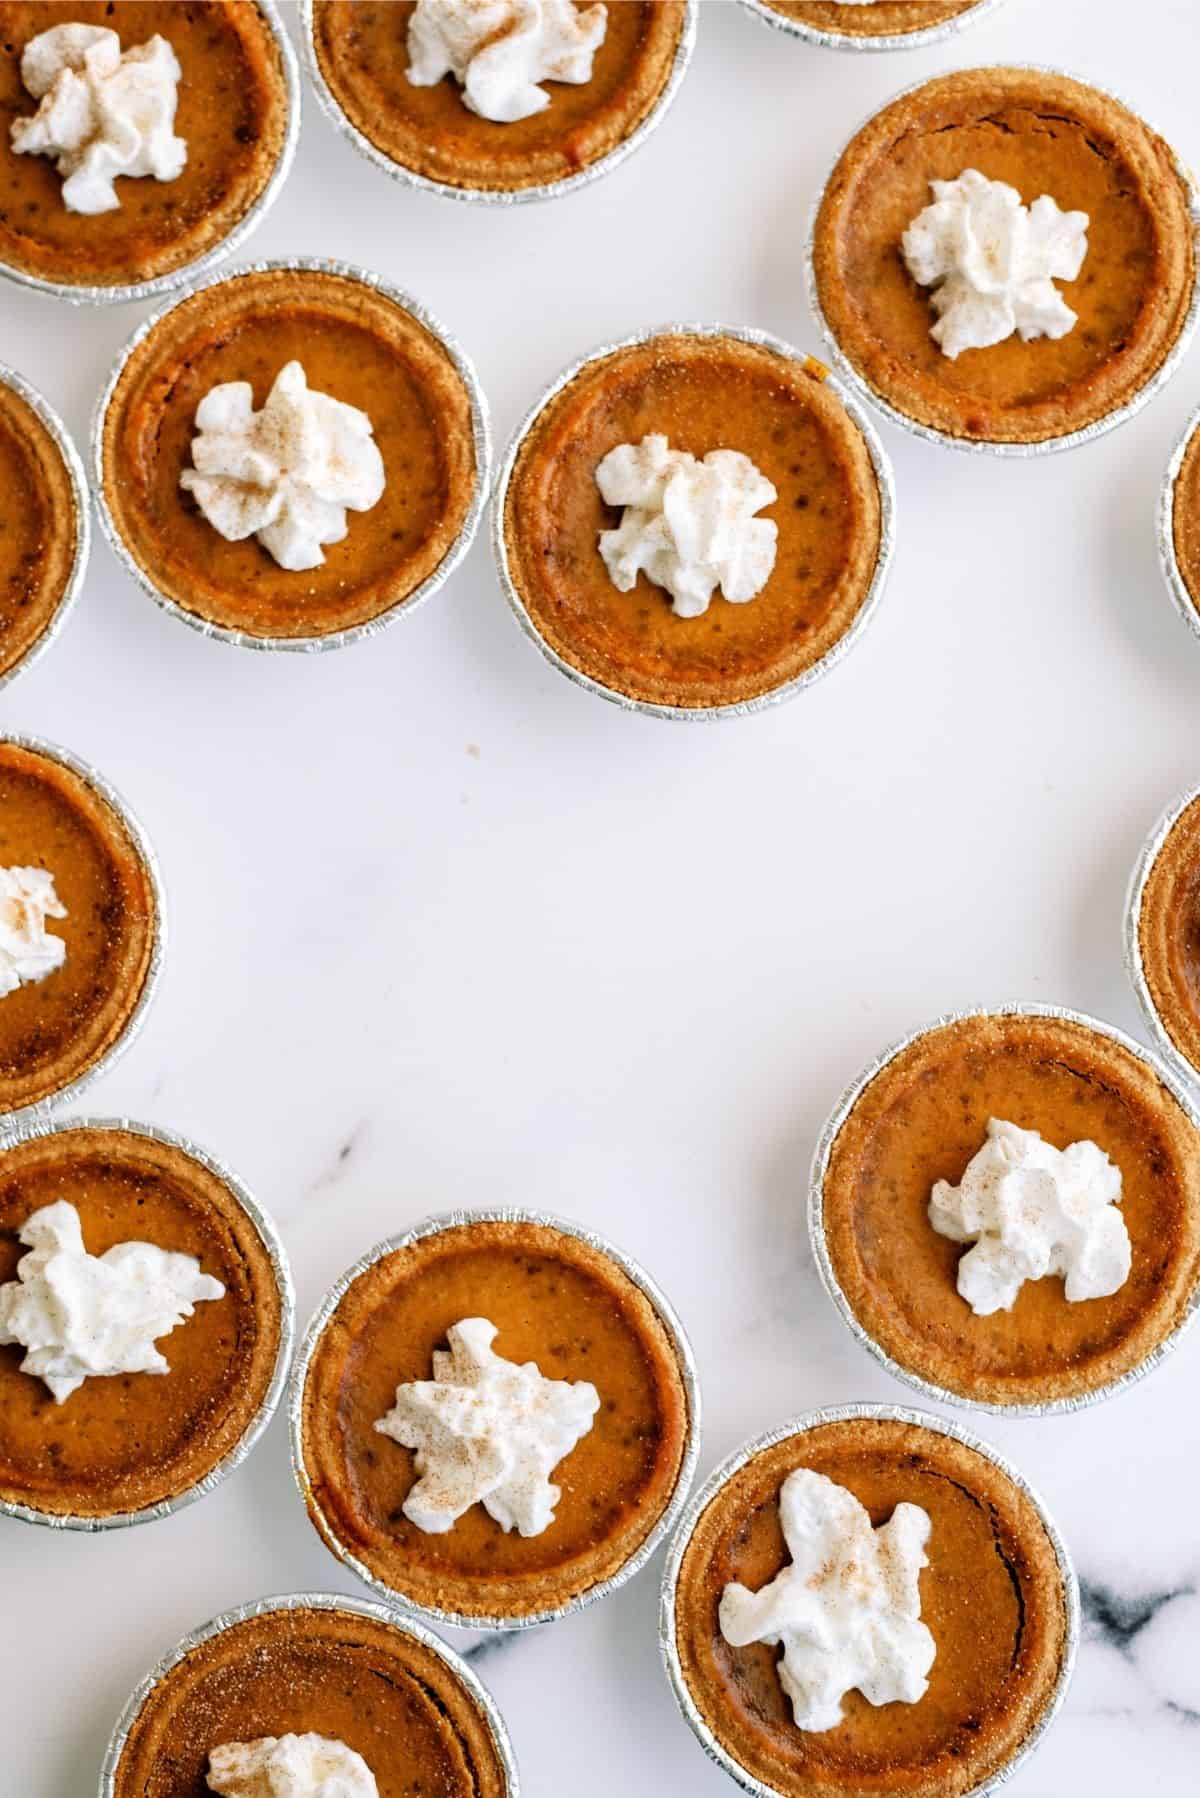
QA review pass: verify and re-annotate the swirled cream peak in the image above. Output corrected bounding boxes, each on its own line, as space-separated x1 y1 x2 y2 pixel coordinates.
596 434 778 619
720 1470 935 1734
901 169 1089 361
180 361 386 573
0 1200 225 1404
0 865 67 997
10 23 186 215
375 1316 600 1536
407 0 607 125
207 1734 378 1798
929 1117 1131 1316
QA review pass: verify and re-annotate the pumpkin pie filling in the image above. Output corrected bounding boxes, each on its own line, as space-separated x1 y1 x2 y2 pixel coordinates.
0 375 78 683
0 741 157 1118
673 1416 1070 1798
813 68 1196 444
502 334 884 710
100 266 479 641
761 2 982 38
310 0 687 194
110 1603 510 1798
299 1218 692 1620
1136 793 1200 1078
820 1013 1200 1406
0 1 290 291
0 1125 283 1520
1171 420 1200 621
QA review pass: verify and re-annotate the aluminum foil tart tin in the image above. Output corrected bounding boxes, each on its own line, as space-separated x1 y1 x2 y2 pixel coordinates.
659 1402 1080 1798
1124 782 1200 1088
1156 400 1200 643
739 0 1007 54
91 257 492 655
298 0 697 206
0 1115 294 1533
491 322 897 721
0 0 300 309
98 1590 520 1797
289 1205 703 1632
808 1002 1200 1416
0 734 166 1136
0 364 90 694
806 65 1200 457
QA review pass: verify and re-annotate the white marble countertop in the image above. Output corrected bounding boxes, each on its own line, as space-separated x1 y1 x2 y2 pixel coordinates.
3 0 1199 1791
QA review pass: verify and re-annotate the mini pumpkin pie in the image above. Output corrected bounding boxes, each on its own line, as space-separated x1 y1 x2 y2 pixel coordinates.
1163 404 1200 633
97 261 485 646
0 366 86 688
0 1121 289 1524
294 1212 698 1625
0 737 160 1121
0 1 294 299
1128 785 1200 1083
813 1009 1200 1409
665 1409 1075 1798
304 0 691 199
497 329 890 713
811 67 1198 448
104 1595 514 1797
745 1 996 48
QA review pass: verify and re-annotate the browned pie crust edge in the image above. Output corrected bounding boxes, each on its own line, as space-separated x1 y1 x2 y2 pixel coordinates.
0 376 78 683
1137 792 1200 1077
759 1 983 39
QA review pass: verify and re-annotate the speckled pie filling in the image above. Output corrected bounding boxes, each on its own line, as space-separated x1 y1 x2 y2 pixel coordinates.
812 68 1196 445
99 266 479 642
108 1603 511 1798
0 377 78 683
0 1 291 293
309 0 688 195
297 1218 692 1621
0 741 157 1118
0 1126 283 1521
818 1013 1200 1407
672 1416 1070 1798
1136 793 1200 1079
757 1 984 40
502 333 884 710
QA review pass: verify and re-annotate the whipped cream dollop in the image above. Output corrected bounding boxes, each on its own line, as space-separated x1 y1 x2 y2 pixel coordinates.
375 1316 600 1537
180 361 386 574
901 169 1089 361
407 0 607 125
929 1117 1132 1315
0 865 67 997
720 1470 935 1734
207 1734 378 1798
596 433 778 619
0 1201 225 1404
10 24 186 216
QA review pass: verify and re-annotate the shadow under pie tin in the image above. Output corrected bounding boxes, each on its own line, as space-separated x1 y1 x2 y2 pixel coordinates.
0 1116 294 1532
289 1206 702 1632
491 322 896 721
808 1003 1200 1416
805 65 1200 457
0 734 166 1133
659 1402 1080 1798
1157 399 1200 643
298 0 697 206
739 0 1007 54
0 364 90 693
98 1590 520 1797
0 0 300 308
91 257 492 654
1124 782 1200 1087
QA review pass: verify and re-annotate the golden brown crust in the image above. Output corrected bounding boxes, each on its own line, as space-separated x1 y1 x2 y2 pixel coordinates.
1171 419 1200 617
813 68 1196 444
503 334 883 710
0 742 157 1116
299 1218 691 1620
674 1417 1070 1798
100 267 477 641
111 1603 510 1798
821 1013 1200 1405
1138 793 1200 1077
762 1 981 38
312 0 686 194
0 376 77 682
0 1 290 291
0 1126 282 1519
